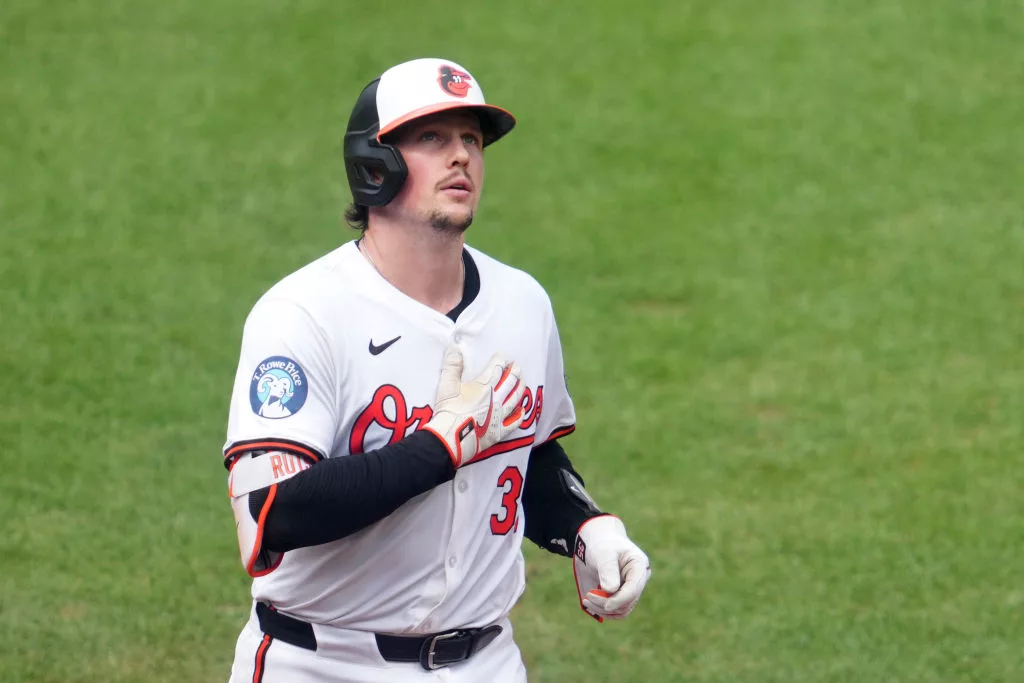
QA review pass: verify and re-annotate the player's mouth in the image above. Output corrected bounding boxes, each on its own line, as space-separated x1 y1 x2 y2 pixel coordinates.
439 176 474 200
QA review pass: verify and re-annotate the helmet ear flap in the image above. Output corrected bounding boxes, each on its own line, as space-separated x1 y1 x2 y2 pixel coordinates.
343 77 408 208
343 130 407 207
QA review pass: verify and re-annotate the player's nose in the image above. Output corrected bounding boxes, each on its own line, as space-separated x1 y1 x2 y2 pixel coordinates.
448 141 471 167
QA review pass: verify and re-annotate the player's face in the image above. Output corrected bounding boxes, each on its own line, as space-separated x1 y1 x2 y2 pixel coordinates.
390 111 485 234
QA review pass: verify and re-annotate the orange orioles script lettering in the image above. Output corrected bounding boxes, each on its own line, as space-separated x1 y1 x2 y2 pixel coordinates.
350 384 544 455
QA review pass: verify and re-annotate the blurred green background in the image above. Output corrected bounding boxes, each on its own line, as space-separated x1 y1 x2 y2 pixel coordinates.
2 1 1022 681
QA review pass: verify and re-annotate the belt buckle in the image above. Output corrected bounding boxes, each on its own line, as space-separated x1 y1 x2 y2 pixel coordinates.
424 630 462 671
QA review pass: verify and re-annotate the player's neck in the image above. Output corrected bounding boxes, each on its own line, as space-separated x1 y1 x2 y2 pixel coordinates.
359 224 465 315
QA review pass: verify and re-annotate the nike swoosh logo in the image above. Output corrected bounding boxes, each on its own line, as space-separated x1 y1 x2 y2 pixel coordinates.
475 400 493 441
368 335 401 355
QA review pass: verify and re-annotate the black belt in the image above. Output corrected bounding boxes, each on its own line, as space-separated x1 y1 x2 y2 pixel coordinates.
255 602 503 671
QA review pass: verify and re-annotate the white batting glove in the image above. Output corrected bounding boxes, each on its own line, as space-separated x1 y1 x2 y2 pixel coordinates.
574 515 651 621
424 345 526 467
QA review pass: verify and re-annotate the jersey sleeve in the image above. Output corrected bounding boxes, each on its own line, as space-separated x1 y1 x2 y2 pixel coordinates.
223 297 339 468
535 299 577 444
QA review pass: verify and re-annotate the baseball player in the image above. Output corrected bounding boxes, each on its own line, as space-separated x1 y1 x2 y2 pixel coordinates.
222 57 651 683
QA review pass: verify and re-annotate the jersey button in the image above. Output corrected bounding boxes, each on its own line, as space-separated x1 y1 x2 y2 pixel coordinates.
453 333 463 344
448 555 457 568
458 480 468 493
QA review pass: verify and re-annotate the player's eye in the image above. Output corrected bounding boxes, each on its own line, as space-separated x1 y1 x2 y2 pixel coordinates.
420 131 440 142
461 132 481 147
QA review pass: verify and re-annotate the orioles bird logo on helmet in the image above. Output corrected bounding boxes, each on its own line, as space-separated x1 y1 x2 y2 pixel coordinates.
438 65 472 98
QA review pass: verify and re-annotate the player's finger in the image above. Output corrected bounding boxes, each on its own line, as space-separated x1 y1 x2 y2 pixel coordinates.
473 353 506 386
498 364 525 427
502 401 524 428
585 591 631 620
583 587 636 620
495 361 521 397
436 345 464 399
583 588 610 610
602 555 651 613
494 362 517 396
580 592 606 623
596 558 622 595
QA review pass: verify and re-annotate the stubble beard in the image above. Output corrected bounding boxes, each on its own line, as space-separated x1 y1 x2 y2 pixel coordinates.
428 208 474 234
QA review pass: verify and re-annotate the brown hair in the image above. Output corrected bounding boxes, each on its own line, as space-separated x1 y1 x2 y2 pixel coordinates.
344 203 369 232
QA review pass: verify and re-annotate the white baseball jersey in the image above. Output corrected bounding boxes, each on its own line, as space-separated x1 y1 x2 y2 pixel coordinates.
223 240 575 635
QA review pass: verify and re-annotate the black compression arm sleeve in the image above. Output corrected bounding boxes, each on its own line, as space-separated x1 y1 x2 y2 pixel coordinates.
522 439 604 557
249 431 455 552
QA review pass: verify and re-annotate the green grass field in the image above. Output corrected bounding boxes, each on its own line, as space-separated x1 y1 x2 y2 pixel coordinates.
2 1 1022 681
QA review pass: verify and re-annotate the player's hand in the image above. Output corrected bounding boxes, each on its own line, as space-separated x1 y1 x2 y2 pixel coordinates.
574 515 651 621
424 345 526 468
